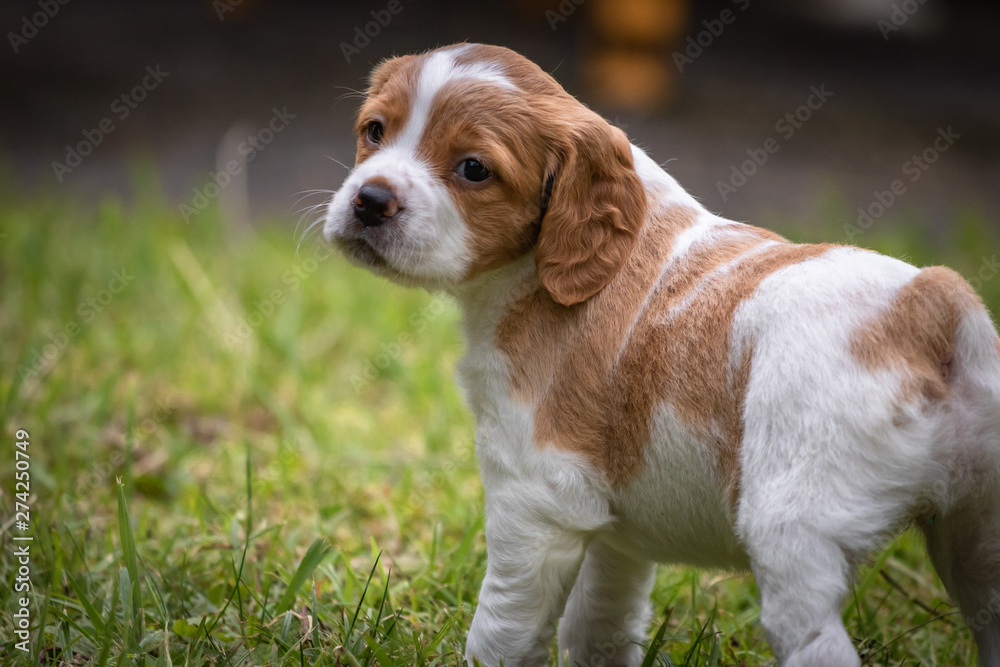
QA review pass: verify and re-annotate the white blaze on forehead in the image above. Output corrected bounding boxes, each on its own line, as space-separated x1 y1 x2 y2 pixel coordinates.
394 46 515 153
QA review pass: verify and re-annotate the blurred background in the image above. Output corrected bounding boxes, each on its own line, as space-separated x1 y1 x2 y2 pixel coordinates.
3 0 1000 228
3 2 1000 663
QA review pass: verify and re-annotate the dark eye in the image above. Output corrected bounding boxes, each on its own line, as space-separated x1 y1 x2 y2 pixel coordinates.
366 121 384 144
457 158 491 183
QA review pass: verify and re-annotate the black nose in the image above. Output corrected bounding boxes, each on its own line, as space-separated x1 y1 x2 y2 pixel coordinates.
352 183 399 227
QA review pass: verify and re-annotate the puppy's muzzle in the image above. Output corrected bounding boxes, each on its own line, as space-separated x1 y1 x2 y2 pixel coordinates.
352 182 400 228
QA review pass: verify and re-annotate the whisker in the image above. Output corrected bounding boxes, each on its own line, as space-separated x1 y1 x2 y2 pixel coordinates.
295 188 337 197
324 155 353 172
294 194 334 251
295 217 327 256
290 190 335 210
333 86 367 106
292 201 330 217
293 209 328 244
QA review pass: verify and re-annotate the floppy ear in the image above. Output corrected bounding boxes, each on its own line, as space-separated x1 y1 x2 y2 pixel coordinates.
535 112 647 306
366 54 418 97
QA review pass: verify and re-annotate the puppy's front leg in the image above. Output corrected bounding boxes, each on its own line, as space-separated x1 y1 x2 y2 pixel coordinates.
465 490 588 667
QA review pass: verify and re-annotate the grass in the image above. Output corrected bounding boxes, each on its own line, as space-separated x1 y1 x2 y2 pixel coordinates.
1 178 998 665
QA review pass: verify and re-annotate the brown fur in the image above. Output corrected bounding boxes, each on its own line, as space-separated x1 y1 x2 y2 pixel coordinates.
500 203 697 418
534 229 771 483
850 266 980 404
367 54 420 97
499 208 835 500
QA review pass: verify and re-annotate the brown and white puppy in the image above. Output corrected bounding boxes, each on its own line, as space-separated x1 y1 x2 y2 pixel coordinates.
323 43 1000 667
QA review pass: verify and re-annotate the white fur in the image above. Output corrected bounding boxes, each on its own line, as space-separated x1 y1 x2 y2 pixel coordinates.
328 50 1000 667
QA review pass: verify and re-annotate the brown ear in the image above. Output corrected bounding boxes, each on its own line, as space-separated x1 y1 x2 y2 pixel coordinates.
536 113 647 306
366 54 418 97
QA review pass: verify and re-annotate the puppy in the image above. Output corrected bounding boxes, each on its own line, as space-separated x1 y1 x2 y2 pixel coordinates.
324 43 1000 667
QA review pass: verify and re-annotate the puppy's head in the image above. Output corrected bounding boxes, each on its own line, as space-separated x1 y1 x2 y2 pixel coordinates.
324 43 647 305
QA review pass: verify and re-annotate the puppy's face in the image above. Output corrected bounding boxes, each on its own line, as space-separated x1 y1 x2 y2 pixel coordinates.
324 43 647 305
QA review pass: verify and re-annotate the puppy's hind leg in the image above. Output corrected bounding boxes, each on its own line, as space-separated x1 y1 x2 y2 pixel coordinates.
743 519 861 667
922 405 1000 663
738 419 891 665
557 537 655 667
923 497 1000 667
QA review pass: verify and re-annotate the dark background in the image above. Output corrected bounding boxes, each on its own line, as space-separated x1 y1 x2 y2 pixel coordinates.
3 0 999 231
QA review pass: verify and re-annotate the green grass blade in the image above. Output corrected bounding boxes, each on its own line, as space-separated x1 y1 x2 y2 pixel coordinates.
95 568 120 667
66 573 107 635
348 551 381 639
118 567 134 665
275 539 334 616
117 479 142 622
418 606 462 661
245 442 253 538
641 607 673 667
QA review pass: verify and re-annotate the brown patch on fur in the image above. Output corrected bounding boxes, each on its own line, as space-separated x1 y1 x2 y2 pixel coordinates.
724 341 755 506
499 215 833 499
608 242 834 498
497 204 697 405
994 336 1000 357
497 282 577 399
454 44 565 97
851 266 978 404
